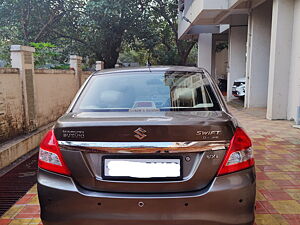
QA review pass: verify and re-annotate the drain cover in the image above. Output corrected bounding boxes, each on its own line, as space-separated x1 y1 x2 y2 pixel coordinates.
0 152 38 216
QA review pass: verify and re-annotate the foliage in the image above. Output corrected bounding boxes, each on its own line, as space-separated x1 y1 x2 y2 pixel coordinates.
50 64 70 70
0 0 84 43
216 42 228 53
0 0 196 68
119 47 150 66
64 0 152 68
0 0 83 67
29 42 63 68
0 41 11 67
121 0 197 66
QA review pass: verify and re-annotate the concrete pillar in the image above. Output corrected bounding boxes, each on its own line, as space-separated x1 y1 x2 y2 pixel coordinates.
288 0 300 121
211 37 216 78
227 26 247 101
198 33 212 73
267 0 294 120
245 0 272 108
70 55 82 88
10 45 37 131
96 61 104 71
211 33 229 80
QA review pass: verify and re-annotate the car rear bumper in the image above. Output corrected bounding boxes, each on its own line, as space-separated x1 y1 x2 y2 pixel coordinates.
232 91 245 97
232 85 245 97
38 168 256 225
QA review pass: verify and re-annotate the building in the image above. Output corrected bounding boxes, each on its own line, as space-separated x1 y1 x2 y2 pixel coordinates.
178 0 300 123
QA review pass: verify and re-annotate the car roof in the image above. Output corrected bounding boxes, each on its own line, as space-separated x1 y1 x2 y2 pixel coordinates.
234 77 246 82
93 66 205 76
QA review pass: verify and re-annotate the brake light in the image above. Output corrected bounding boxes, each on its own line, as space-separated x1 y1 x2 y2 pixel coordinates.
217 128 254 176
38 130 71 175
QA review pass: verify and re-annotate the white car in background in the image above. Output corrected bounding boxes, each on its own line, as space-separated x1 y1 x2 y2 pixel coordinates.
232 77 246 97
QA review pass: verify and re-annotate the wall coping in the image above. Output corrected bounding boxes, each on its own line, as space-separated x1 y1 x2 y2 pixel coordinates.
10 45 35 53
70 55 82 60
35 69 75 74
0 123 54 169
0 68 19 74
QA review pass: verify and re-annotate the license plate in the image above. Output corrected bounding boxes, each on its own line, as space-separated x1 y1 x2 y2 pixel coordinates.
103 158 181 179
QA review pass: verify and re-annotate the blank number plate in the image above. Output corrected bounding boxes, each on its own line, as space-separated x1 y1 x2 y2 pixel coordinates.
103 158 181 179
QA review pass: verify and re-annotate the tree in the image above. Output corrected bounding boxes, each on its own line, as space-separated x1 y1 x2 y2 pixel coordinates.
0 0 196 68
150 0 196 65
30 42 64 68
51 0 151 68
0 0 83 44
120 0 196 66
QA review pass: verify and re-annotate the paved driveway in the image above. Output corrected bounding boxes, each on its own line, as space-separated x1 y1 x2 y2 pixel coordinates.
0 105 300 225
231 106 300 225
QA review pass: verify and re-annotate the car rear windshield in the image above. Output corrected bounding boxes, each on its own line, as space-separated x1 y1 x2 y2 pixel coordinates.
72 71 221 112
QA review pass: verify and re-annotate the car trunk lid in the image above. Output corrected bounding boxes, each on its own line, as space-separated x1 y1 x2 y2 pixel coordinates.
54 111 235 193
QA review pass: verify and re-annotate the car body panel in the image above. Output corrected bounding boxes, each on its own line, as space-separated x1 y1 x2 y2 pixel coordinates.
232 77 246 97
38 168 256 225
38 67 255 225
234 78 246 83
54 111 234 142
60 150 227 193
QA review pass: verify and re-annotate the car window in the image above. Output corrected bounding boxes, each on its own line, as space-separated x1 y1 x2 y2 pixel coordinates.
72 71 221 112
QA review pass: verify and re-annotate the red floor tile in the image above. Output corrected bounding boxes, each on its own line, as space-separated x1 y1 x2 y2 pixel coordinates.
282 214 300 225
19 205 40 214
273 180 297 188
15 194 36 205
256 172 270 180
255 201 269 214
14 213 40 219
260 190 293 201
0 219 11 225
256 165 282 172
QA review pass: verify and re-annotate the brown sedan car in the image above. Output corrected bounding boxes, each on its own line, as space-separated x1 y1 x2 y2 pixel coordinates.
38 66 256 225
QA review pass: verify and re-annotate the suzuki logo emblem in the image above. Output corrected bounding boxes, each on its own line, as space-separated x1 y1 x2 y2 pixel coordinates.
134 127 147 140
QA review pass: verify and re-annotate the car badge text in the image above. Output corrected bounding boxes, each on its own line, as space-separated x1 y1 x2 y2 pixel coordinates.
196 130 222 140
63 130 85 139
196 130 221 136
134 127 147 140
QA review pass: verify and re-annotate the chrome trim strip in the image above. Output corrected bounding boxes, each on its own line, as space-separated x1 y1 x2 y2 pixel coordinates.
59 141 198 148
58 141 229 153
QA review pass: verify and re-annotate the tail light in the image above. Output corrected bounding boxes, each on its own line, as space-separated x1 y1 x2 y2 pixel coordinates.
217 128 254 176
38 130 71 176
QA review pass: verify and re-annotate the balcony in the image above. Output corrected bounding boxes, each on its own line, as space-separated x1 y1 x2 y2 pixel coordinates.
178 0 267 39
